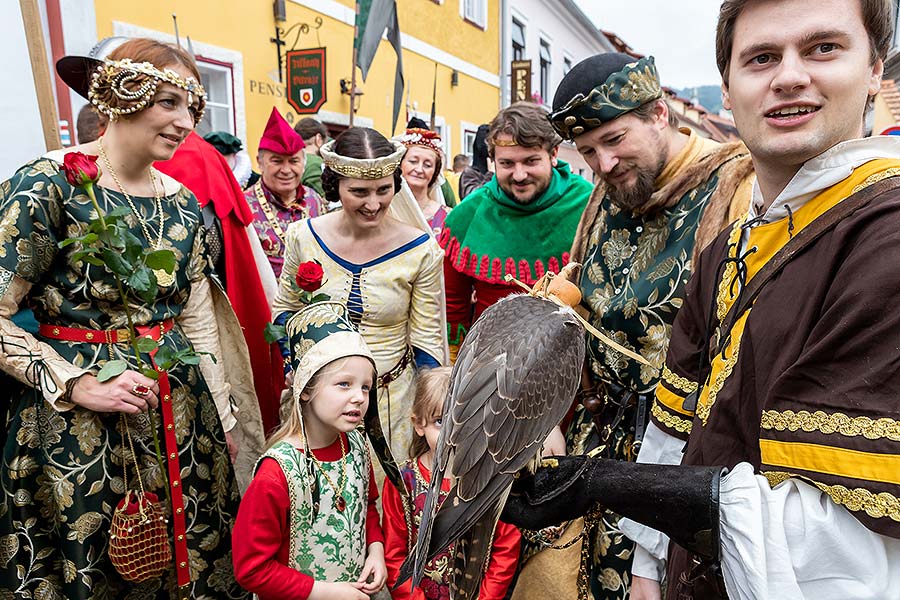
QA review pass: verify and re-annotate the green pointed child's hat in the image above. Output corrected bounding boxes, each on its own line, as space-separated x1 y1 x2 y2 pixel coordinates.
285 301 408 499
285 301 376 404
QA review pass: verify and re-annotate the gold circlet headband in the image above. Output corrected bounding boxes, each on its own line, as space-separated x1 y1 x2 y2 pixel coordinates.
320 139 406 180
490 138 519 147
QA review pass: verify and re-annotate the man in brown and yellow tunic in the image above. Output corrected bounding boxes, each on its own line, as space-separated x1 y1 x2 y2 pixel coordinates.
502 1 900 599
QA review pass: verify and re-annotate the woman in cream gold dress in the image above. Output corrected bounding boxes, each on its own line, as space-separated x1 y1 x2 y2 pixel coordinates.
272 127 447 465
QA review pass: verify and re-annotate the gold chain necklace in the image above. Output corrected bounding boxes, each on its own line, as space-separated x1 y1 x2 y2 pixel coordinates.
254 182 301 243
98 139 175 287
307 433 349 512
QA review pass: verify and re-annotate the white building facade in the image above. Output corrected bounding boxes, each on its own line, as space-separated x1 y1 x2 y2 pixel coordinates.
499 0 615 179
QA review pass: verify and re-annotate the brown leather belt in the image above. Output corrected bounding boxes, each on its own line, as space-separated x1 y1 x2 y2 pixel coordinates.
377 346 413 388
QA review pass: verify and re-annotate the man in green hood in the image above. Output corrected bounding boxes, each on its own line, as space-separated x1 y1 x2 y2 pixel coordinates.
439 101 593 360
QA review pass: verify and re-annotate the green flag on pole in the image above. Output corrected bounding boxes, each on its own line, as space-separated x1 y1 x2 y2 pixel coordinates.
355 0 404 134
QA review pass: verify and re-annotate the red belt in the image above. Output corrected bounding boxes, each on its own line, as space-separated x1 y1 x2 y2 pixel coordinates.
40 319 191 594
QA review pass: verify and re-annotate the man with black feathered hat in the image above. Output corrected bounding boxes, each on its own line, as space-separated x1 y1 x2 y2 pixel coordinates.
516 53 754 600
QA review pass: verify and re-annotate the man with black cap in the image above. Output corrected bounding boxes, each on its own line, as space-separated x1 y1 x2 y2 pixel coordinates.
520 53 753 600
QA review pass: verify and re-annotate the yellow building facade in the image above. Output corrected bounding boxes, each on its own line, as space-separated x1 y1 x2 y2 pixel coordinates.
86 0 501 161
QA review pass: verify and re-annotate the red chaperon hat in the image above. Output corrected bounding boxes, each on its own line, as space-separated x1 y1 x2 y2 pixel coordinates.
258 107 305 155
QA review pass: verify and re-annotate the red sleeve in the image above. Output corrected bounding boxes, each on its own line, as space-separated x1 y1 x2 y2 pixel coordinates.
232 458 315 600
366 461 385 546
444 258 474 352
381 477 414 600
477 520 522 600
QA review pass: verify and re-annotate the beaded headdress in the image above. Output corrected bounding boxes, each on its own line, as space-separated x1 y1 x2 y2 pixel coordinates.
320 139 406 180
394 128 443 157
57 55 207 126
549 56 663 140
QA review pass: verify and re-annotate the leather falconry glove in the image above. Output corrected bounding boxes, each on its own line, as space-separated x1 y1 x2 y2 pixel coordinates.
501 455 724 562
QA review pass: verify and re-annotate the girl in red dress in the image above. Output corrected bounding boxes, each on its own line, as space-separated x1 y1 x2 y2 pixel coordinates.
382 367 521 600
233 302 387 600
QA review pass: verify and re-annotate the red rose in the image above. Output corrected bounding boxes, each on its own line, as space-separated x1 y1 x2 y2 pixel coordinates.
61 152 100 187
295 261 324 292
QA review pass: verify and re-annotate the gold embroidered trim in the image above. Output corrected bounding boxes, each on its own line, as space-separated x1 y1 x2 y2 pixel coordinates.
761 410 900 441
651 401 693 434
662 366 698 394
697 337 742 426
851 168 900 194
715 217 746 322
762 471 900 523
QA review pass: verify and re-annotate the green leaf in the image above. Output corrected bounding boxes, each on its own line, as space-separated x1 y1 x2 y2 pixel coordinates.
126 267 152 293
107 206 133 219
123 231 144 265
154 345 176 371
100 248 133 277
144 249 176 273
263 322 286 344
308 293 331 303
135 337 159 353
136 278 158 305
178 354 201 366
96 359 128 383
89 220 108 234
70 250 104 266
142 368 160 380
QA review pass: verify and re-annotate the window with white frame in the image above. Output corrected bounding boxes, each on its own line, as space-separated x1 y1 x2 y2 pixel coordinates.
461 0 487 29
196 58 235 137
539 40 551 102
563 56 573 76
512 19 526 61
462 127 477 159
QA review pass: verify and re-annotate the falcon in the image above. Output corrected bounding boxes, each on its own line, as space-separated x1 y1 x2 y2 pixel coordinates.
398 264 586 599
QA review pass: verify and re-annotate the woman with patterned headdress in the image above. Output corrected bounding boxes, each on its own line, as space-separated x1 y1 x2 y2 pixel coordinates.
0 38 264 598
272 127 447 470
395 127 450 235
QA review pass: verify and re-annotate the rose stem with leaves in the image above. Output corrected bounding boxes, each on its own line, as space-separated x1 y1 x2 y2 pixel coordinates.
83 182 168 497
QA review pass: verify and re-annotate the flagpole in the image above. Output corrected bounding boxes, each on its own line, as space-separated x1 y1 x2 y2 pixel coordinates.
429 61 437 130
350 1 360 127
20 0 61 151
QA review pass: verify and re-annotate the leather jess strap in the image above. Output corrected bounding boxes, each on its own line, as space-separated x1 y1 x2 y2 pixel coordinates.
39 318 191 596
713 175 900 357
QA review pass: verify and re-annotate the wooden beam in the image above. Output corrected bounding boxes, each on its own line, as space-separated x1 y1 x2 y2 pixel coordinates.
20 0 61 151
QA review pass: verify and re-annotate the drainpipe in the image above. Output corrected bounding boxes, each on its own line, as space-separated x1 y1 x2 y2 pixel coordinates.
499 0 509 109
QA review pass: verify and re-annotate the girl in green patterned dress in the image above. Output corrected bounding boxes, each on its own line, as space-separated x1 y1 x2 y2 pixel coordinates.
233 302 387 600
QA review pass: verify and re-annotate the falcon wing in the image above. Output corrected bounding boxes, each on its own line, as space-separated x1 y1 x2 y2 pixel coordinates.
401 294 585 595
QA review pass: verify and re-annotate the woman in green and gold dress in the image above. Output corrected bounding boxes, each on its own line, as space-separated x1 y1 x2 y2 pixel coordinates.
0 39 263 598
272 127 447 465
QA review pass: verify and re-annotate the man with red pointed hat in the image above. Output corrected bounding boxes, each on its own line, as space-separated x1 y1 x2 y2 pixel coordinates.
245 107 326 278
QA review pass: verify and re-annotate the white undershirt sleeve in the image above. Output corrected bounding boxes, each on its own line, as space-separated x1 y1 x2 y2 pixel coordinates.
719 462 900 600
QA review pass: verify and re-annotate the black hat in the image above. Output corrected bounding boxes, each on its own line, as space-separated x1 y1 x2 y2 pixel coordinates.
56 55 103 100
549 53 662 140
